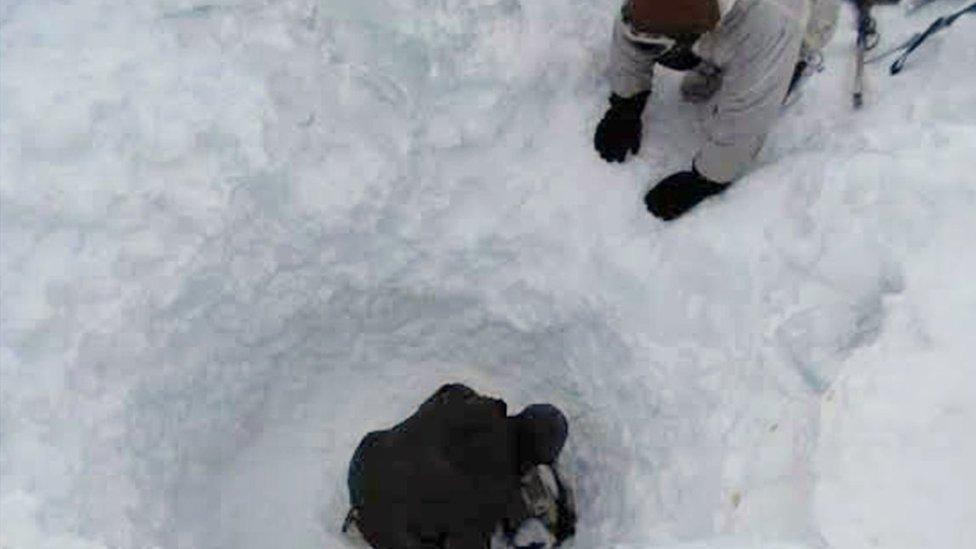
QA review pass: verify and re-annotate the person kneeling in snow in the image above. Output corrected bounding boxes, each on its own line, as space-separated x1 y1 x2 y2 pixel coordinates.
344 383 576 548
595 0 840 220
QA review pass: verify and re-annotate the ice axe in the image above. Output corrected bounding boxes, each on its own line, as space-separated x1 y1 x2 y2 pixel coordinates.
850 0 901 109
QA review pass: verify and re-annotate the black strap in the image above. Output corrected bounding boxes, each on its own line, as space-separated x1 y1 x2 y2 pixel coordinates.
341 507 359 534
891 2 976 74
857 1 882 52
550 468 577 544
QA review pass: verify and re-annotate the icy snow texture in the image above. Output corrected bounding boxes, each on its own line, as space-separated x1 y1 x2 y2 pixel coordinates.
1 0 974 548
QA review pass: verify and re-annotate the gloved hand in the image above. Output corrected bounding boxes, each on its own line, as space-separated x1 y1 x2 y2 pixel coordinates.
593 91 650 163
680 61 723 104
644 166 729 220
655 44 703 72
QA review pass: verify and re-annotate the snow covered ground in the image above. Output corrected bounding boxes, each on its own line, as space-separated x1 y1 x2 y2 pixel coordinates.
1 0 974 547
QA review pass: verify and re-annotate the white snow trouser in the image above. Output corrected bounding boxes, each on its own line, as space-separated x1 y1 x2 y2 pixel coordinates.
609 0 830 183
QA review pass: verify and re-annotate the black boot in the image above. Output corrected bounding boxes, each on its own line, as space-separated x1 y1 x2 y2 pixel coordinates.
644 167 729 221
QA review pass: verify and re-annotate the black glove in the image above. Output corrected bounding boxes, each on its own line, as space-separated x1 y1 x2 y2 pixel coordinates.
655 44 702 72
644 166 729 221
593 91 649 163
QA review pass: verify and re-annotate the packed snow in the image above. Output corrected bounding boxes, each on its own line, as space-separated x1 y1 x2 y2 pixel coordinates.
1 0 974 548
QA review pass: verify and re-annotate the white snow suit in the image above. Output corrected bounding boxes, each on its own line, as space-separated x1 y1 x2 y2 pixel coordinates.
609 0 839 182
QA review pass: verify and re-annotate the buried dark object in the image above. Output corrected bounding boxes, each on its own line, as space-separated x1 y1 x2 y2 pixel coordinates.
344 383 576 548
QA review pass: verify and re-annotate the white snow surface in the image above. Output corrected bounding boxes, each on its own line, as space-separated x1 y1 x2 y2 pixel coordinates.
1 0 974 548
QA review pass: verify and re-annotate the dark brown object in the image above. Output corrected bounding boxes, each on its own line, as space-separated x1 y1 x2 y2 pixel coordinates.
628 0 721 35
